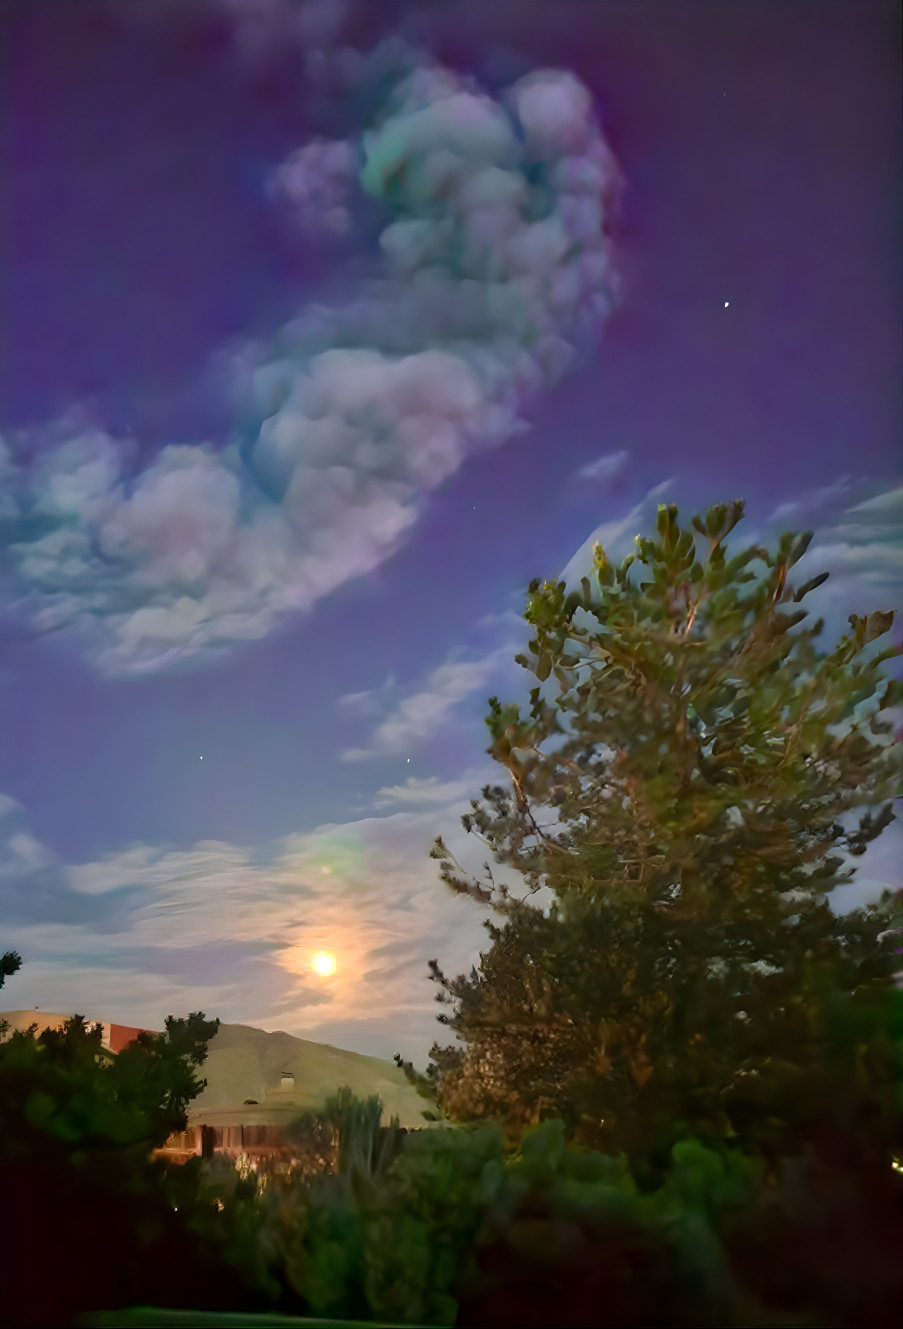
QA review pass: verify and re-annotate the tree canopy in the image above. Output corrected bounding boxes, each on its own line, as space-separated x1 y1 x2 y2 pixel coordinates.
0 946 22 997
0 961 260 1327
396 499 903 1177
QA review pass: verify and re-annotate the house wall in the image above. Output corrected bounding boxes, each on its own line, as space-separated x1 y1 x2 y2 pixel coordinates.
0 1010 158 1052
153 1121 301 1175
108 1022 156 1052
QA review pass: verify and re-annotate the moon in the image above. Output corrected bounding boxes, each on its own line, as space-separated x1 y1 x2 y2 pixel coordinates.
312 951 337 976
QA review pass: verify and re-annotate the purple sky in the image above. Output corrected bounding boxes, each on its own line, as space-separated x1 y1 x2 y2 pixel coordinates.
1 0 900 1065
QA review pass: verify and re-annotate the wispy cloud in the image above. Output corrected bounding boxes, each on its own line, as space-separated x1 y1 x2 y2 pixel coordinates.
0 770 551 1063
767 475 858 529
571 449 629 485
476 607 526 632
762 482 903 651
0 793 24 819
338 644 514 762
556 478 675 590
336 677 396 716
370 774 480 809
555 478 902 655
1 765 899 1061
5 833 55 872
0 41 622 679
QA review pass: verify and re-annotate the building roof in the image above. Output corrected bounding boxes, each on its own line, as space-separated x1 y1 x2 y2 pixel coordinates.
183 1104 315 1130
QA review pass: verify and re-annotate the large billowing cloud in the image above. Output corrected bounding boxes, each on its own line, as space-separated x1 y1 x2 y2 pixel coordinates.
0 43 621 677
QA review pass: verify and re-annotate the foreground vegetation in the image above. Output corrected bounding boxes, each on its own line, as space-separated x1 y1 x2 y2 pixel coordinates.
2 500 901 1327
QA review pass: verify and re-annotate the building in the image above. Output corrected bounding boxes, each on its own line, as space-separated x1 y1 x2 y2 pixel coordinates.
0 1009 159 1057
153 1070 331 1176
149 1021 443 1176
2 1011 436 1177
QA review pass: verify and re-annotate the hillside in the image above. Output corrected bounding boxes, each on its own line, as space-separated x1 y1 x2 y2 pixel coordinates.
0 1010 443 1131
188 1022 442 1131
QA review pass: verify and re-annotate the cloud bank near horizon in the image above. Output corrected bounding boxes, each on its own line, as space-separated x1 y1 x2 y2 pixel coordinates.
0 40 621 678
0 758 561 1063
0 739 899 1062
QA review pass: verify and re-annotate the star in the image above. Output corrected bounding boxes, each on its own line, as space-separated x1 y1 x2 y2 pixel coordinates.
199 755 204 760
724 300 730 308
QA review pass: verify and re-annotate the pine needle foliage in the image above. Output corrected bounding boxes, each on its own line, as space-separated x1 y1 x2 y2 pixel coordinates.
396 500 903 1179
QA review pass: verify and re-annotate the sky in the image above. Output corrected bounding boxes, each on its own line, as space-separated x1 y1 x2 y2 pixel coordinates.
0 0 900 1067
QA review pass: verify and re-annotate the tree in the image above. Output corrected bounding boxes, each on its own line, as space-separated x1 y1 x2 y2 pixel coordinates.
1 947 22 986
396 500 903 1180
0 962 275 1327
0 949 22 1028
280 1084 410 1199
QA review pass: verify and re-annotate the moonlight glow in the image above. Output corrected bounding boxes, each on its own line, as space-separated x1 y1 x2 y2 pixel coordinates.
312 951 337 977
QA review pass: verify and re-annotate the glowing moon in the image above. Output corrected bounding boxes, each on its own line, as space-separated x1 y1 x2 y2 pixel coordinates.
312 951 337 976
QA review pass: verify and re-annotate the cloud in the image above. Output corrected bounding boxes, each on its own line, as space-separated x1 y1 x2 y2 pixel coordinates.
6 833 55 872
266 137 359 236
0 771 556 1064
476 607 526 632
556 478 675 590
338 643 515 761
335 683 393 716
847 488 903 521
571 449 629 485
766 475 858 528
2 693 899 1063
761 482 903 654
0 44 622 678
370 774 480 809
0 793 24 819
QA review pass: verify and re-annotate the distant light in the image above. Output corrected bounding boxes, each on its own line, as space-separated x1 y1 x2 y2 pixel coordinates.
200 756 203 760
723 300 730 308
407 758 411 763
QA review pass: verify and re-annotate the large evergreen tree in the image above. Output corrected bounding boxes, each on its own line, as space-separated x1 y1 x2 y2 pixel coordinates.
396 500 903 1180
